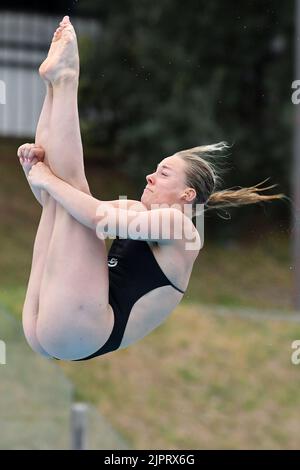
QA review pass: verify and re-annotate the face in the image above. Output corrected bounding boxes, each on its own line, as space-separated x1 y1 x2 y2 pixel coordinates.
141 155 193 209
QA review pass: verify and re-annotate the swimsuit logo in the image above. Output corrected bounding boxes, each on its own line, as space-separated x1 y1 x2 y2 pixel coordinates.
108 257 118 267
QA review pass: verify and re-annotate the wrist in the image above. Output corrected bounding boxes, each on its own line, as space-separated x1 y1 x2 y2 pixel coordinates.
44 173 57 192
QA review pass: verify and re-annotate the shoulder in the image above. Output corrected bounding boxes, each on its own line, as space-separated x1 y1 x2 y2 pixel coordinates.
158 213 202 261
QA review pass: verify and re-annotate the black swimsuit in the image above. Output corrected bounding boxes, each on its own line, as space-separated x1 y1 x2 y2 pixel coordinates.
74 237 185 361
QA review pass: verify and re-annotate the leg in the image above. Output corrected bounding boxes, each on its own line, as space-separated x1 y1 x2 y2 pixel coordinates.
46 78 90 192
22 198 56 357
22 22 75 355
36 20 114 360
39 17 90 193
22 80 57 356
35 82 53 153
36 82 53 204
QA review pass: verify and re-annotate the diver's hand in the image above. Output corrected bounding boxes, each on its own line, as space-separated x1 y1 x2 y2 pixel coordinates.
17 143 45 173
27 161 54 190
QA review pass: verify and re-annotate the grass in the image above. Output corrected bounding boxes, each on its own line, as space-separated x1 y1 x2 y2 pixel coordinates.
0 137 297 449
58 304 300 449
187 234 292 310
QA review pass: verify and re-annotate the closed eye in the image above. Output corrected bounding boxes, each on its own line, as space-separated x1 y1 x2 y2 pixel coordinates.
155 166 169 176
154 168 168 176
157 169 168 176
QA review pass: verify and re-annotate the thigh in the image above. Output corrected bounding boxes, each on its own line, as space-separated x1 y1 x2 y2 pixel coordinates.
24 194 57 307
39 203 110 304
22 195 57 356
37 203 113 359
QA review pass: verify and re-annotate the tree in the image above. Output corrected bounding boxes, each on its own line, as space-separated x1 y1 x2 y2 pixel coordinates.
77 0 292 234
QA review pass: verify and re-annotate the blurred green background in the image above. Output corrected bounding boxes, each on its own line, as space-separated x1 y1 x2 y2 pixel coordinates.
0 0 298 450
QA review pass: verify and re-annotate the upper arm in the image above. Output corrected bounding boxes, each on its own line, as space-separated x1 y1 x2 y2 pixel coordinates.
105 199 148 212
94 205 196 245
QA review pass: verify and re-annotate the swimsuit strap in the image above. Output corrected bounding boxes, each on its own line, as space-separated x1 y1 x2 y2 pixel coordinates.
168 281 185 294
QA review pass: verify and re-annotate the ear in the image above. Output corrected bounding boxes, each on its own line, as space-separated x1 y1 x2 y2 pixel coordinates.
181 188 196 203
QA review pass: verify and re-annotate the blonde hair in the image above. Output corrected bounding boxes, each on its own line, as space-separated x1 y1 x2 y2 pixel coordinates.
175 142 286 218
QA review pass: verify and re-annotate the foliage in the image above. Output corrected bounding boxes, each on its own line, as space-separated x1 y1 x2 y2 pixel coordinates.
76 1 292 206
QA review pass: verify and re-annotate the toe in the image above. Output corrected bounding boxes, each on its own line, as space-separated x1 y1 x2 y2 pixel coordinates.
62 25 75 37
60 16 70 26
61 28 76 43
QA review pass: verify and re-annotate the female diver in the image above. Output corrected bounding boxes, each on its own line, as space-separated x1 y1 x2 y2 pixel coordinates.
17 17 284 361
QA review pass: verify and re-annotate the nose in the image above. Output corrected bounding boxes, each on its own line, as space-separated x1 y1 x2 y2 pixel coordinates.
146 173 155 185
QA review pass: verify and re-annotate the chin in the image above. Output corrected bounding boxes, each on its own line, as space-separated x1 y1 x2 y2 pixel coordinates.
141 193 150 208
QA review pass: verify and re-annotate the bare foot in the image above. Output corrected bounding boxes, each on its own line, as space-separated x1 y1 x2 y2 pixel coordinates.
39 16 79 85
39 18 67 83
